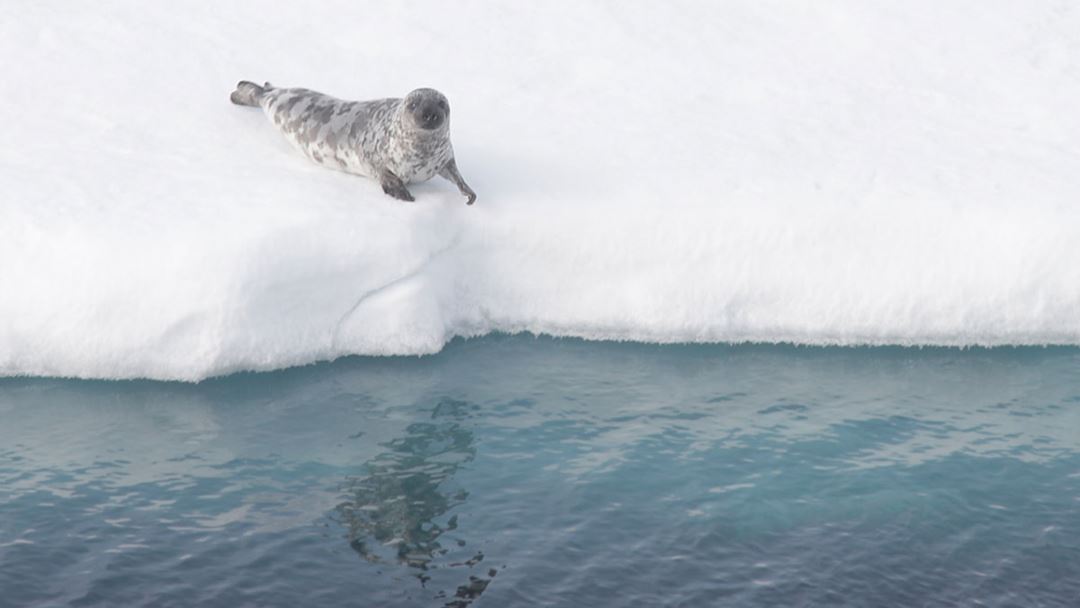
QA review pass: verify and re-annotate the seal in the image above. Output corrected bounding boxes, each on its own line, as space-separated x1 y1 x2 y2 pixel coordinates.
230 81 476 205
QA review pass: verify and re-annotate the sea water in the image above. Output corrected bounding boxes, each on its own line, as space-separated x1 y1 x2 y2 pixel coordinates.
2 336 1079 607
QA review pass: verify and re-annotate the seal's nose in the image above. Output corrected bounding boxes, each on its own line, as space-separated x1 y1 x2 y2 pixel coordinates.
419 104 444 130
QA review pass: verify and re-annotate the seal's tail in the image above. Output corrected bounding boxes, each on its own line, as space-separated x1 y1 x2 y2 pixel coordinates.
230 80 269 106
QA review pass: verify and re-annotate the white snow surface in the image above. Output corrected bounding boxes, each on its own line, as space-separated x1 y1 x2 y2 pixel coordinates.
3 1 1080 380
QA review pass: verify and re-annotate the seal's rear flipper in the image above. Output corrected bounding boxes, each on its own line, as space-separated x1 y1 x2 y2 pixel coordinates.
230 80 266 106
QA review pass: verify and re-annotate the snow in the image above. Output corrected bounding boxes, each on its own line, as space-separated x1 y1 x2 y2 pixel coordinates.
2 1 1080 381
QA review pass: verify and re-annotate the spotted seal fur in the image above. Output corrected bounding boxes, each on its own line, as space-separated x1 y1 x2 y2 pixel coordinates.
230 81 476 204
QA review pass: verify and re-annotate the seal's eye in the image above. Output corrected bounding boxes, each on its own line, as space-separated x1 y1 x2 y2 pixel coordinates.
438 100 448 110
406 101 417 110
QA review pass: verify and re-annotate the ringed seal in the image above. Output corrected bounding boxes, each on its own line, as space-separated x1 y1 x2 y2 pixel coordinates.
230 81 476 205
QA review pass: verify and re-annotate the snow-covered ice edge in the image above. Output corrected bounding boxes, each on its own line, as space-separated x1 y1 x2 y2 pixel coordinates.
3 2 1080 380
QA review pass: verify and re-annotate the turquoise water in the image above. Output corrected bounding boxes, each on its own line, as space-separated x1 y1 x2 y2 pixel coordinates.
2 336 1080 607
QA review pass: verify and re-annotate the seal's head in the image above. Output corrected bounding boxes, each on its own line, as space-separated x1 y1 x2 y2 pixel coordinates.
403 88 449 132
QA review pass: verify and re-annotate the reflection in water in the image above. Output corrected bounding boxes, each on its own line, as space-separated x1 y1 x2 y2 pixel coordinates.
336 398 495 607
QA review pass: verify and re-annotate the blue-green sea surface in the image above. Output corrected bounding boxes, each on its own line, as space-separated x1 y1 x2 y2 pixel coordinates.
2 336 1080 607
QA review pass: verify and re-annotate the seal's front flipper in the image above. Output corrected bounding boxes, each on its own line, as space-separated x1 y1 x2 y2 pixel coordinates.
439 158 477 205
380 170 415 202
230 80 266 107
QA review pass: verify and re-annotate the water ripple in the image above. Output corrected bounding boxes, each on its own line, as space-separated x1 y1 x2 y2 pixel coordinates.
2 338 1080 606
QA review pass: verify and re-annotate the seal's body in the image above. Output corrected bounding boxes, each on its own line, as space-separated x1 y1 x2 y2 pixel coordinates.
230 81 475 204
